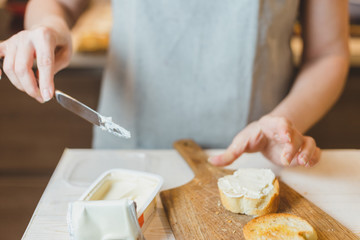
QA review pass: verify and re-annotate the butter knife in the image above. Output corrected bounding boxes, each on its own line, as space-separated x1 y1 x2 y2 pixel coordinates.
55 90 131 139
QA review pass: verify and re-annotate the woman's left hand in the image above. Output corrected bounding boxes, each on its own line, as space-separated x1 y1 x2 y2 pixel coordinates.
208 115 321 167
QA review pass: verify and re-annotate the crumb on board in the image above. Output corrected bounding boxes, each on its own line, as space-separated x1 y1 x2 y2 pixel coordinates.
227 220 232 223
215 211 219 215
221 228 227 232
232 230 236 234
217 201 221 207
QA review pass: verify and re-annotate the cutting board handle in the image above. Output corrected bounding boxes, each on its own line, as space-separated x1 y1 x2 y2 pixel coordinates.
173 139 214 177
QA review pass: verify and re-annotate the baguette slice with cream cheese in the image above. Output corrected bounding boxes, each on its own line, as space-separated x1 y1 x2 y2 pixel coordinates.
243 213 318 240
217 168 279 216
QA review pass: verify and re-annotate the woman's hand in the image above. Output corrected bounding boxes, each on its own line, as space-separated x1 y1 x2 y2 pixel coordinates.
209 115 321 167
0 24 72 103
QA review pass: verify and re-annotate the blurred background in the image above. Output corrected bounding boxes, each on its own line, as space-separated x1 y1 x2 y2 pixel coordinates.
0 0 360 239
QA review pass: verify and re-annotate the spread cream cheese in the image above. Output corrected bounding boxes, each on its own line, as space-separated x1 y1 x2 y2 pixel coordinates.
218 168 275 199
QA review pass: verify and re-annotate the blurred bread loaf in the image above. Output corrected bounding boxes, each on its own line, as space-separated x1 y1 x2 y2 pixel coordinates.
72 0 112 52
243 213 318 240
217 168 279 216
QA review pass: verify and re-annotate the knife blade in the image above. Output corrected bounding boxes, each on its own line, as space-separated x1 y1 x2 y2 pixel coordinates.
55 90 131 139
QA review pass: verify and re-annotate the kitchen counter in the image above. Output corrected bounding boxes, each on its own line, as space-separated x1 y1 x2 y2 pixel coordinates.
22 149 360 239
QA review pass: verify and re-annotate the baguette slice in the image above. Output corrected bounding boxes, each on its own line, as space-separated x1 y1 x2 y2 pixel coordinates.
243 213 318 240
218 168 279 216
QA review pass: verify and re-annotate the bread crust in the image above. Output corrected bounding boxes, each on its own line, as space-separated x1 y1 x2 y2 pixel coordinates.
243 213 318 240
218 178 280 216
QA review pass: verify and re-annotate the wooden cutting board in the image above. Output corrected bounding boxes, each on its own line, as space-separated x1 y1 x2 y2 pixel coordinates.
160 139 359 239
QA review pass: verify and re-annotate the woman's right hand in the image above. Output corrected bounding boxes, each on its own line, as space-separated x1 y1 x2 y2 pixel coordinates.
0 24 72 103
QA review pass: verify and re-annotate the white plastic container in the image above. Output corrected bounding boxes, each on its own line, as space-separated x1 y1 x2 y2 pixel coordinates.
79 169 163 229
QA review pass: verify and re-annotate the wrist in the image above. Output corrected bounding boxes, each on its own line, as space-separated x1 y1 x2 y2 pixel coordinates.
28 16 70 33
267 104 303 132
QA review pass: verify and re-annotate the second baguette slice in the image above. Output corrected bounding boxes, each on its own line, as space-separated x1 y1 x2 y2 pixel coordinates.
243 213 317 240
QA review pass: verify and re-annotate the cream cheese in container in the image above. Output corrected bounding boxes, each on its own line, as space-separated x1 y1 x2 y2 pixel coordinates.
79 169 163 229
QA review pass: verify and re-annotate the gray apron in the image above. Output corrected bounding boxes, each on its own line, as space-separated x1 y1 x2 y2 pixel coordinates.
93 0 299 149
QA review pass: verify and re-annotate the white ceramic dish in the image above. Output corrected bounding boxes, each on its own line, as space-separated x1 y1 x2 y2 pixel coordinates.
79 168 163 229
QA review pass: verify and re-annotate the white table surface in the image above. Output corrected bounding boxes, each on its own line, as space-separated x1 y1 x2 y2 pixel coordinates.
22 149 360 239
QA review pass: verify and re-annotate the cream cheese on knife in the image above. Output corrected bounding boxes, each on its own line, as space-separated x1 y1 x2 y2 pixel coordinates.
99 115 131 139
55 90 131 139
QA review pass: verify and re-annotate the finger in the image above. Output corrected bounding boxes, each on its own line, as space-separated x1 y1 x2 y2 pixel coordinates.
14 40 43 102
259 116 293 143
280 129 304 166
0 43 5 79
209 137 245 167
54 45 72 74
306 147 321 167
2 43 25 92
209 123 265 166
297 136 316 166
33 28 56 102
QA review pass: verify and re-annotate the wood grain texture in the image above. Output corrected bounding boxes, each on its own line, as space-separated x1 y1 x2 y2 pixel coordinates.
160 139 359 240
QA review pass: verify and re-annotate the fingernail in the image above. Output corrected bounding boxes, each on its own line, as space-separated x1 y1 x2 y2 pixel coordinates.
208 156 217 164
298 154 307 165
209 155 223 166
286 133 291 143
281 153 291 166
42 89 52 102
36 96 45 103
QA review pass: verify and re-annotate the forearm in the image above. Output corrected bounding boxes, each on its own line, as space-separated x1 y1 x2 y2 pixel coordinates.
25 0 71 34
25 0 88 32
270 54 349 133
